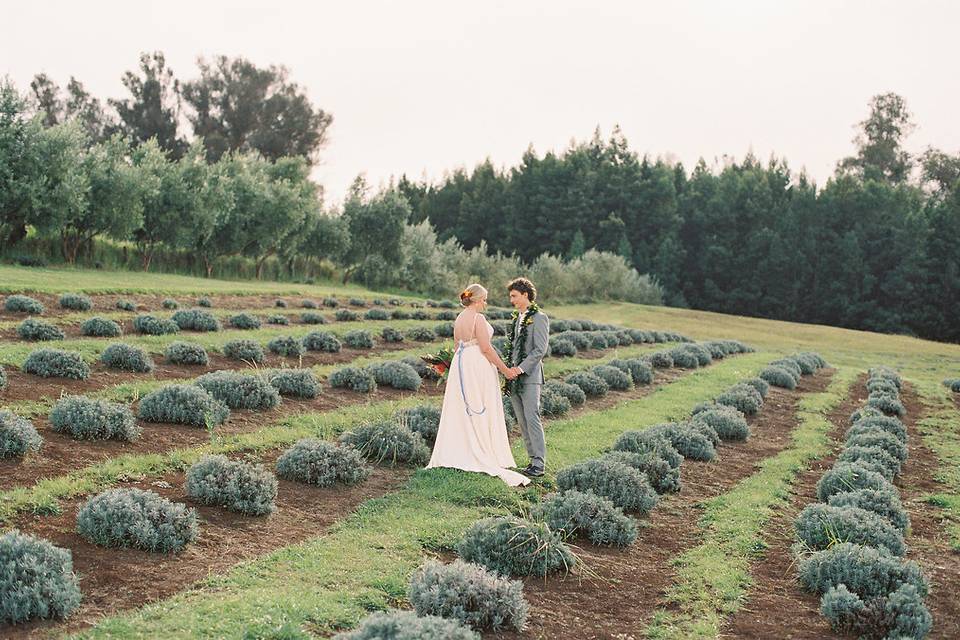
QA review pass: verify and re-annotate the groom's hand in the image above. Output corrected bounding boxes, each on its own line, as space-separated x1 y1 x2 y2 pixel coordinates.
510 366 523 378
503 368 517 380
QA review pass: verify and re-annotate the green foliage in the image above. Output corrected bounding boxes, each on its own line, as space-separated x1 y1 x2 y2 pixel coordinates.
367 360 422 391
335 308 358 322
275 438 370 486
329 366 377 393
556 458 658 513
540 387 572 417
100 342 154 372
816 462 893 502
692 404 750 441
0 530 81 623
365 308 389 320
115 299 136 311
333 610 478 640
223 339 265 364
301 311 326 324
381 326 404 343
759 365 797 389
228 313 261 330
716 383 764 416
268 369 320 399
837 445 902 480
266 314 289 325
137 384 229 427
274 299 288 308
846 415 908 444
4 294 44 314
58 292 92 310
669 345 701 369
646 421 716 461
16 317 65 341
344 329 375 349
268 335 305 357
339 420 429 466
0 365 5 390
185 454 277 516
195 371 281 410
531 489 637 547
49 395 140 441
0 410 42 458
397 405 441 444
80 316 122 337
303 330 341 352
544 380 586 406
162 298 179 309
944 378 960 393
548 337 577 357
76 488 198 553
648 350 674 368
828 489 910 534
301 299 318 309
172 308 221 332
742 376 770 399
133 313 180 335
434 322 454 338
601 450 680 494
608 358 653 385
455 516 576 577
820 583 932 640
592 364 633 391
612 430 683 469
566 370 608 397
408 559 529 631
23 348 90 379
798 542 928 599
846 431 908 465
795 503 906 556
406 326 437 342
867 393 906 417
196 296 212 307
165 340 209 365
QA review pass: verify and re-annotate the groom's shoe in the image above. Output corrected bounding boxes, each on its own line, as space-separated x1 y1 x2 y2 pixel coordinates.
522 464 544 478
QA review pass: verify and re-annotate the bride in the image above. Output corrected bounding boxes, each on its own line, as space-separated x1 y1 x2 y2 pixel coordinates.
426 283 530 487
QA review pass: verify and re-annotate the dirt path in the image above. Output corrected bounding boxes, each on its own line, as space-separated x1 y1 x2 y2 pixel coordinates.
487 369 834 640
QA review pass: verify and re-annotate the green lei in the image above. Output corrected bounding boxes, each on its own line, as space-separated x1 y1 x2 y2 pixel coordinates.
502 302 540 395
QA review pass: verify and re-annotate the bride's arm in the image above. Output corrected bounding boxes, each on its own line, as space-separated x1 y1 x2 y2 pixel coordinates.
475 315 511 375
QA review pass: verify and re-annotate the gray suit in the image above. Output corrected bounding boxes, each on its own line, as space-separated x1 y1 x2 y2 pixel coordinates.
510 310 549 468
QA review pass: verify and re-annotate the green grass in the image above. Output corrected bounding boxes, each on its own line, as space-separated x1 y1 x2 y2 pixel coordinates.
912 378 960 549
644 367 858 639
75 352 767 639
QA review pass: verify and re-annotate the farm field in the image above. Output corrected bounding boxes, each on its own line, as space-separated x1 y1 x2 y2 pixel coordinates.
1 265 959 639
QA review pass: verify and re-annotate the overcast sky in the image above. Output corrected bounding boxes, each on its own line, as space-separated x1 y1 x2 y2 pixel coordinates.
3 0 957 204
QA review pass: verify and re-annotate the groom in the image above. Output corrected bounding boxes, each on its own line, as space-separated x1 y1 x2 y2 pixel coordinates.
505 277 549 478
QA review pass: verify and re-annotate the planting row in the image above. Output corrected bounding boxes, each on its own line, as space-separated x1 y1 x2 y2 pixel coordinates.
793 366 932 639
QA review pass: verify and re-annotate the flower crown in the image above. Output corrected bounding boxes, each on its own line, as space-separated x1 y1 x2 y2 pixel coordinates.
460 289 473 299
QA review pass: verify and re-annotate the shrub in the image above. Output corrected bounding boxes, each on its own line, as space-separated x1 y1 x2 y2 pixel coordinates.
23 348 90 380
401 355 438 381
133 314 180 335
269 369 320 398
397 404 441 443
4 294 44 314
115 299 136 311
541 387 572 417
646 422 716 461
381 326 404 343
601 450 680 494
759 365 797 389
455 516 576 577
688 418 720 446
172 309 221 332
100 342 154 372
798 542 928 599
609 358 653 385
196 296 212 307
333 610 479 640
669 346 700 368
556 458 658 513
301 299 318 309
716 383 763 416
80 316 122 338
165 341 209 365
648 350 673 368
162 298 179 309
406 327 437 342
945 378 960 392
301 311 326 324
343 329 375 349
549 337 577 357
434 310 455 321
771 358 803 382
846 415 908 444
335 308 359 322
0 410 42 458
846 431 908 465
612 430 683 469
866 377 899 396
566 370 608 397
223 339 265 364
795 503 906 556
867 393 906 417
816 462 893 502
367 360 422 391
322 297 339 308
274 299 288 308
869 366 902 389
0 365 5 391
434 322 454 337
268 335 305 357
828 488 910 534
820 583 932 640
17 318 65 341
837 445 902 480
194 371 280 410
559 331 591 351
228 313 261 330
408 559 529 631
137 384 229 427
692 405 750 441
185 454 277 516
76 488 198 553
533 488 638 545
266 314 289 325
592 365 633 391
58 293 92 311
0 530 81 623
50 396 140 441
276 438 370 486
329 366 377 393
340 420 429 466
349 297 366 307
303 330 341 352
365 308 389 320
544 380 586 406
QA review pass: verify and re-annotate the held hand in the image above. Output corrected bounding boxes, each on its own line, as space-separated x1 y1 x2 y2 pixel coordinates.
510 366 523 378
502 367 517 380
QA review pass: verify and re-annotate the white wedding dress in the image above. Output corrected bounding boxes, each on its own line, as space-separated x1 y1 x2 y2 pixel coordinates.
426 314 530 487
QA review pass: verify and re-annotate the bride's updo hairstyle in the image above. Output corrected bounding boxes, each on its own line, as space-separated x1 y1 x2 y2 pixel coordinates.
459 283 487 307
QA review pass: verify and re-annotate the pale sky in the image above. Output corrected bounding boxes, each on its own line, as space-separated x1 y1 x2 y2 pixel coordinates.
3 0 958 204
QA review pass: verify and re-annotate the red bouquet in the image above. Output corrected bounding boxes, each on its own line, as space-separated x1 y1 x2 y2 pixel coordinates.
421 345 455 385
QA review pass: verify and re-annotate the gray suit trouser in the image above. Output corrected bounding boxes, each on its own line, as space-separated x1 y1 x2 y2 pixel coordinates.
511 384 545 468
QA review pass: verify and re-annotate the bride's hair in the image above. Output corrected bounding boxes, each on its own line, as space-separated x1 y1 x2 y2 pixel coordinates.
459 283 487 307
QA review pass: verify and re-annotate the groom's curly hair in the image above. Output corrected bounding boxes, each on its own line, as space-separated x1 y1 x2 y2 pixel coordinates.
507 277 537 303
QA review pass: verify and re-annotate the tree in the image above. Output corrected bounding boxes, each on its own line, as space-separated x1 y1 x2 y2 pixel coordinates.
28 74 110 142
182 55 332 163
132 138 192 270
340 177 409 285
0 81 44 245
283 210 350 277
568 229 586 258
109 51 187 158
838 93 914 184
29 73 62 128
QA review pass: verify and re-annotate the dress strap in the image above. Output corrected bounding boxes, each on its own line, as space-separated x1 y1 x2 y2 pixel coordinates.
455 340 486 417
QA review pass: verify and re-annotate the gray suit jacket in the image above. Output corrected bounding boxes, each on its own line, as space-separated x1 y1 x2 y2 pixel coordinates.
512 310 549 385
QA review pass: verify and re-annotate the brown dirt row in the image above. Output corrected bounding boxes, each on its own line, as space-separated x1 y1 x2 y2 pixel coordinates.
1 365 695 639
484 368 835 640
721 378 960 640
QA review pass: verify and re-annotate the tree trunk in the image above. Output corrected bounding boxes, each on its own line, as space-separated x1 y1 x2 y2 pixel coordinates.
141 248 153 271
